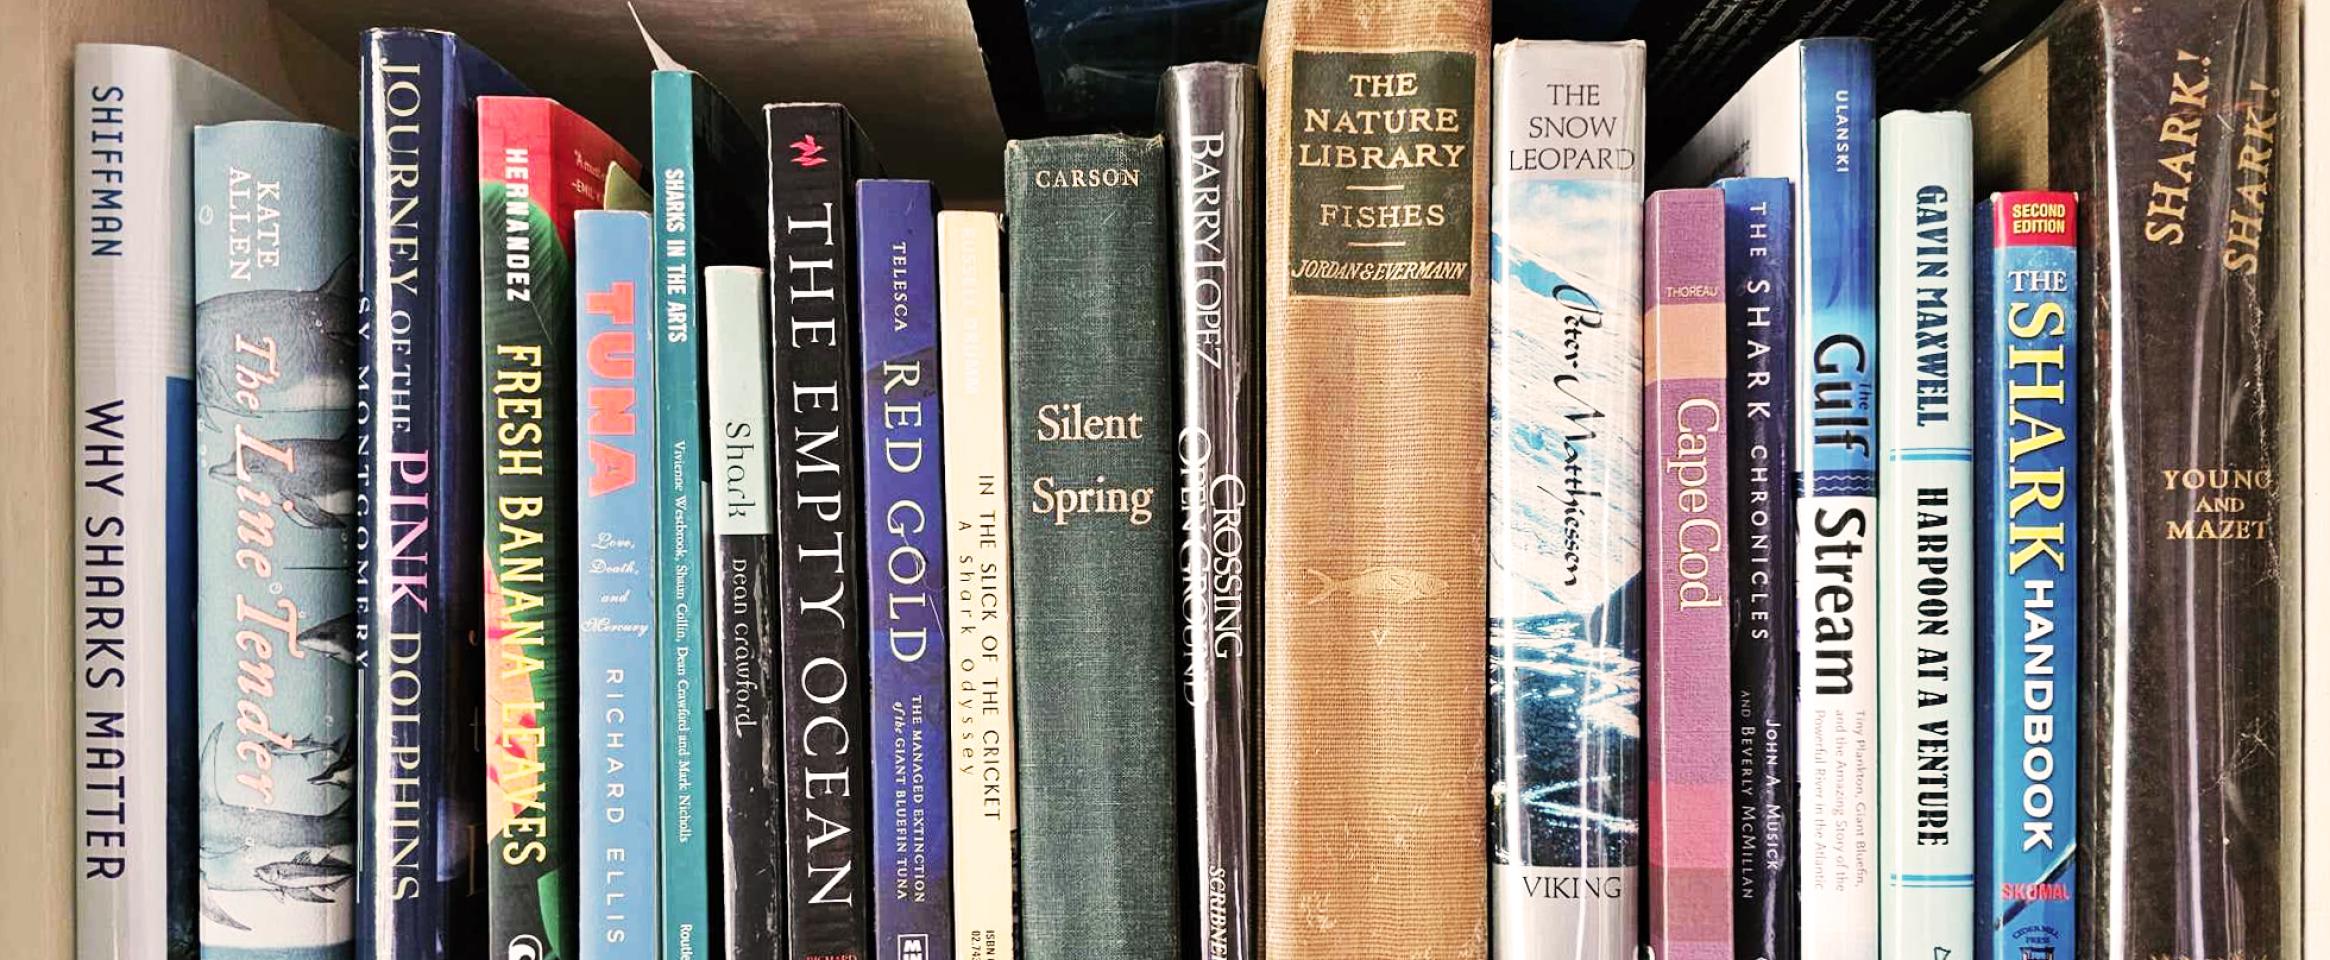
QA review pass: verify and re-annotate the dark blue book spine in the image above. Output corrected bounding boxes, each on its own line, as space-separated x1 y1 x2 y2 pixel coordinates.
1715 175 1794 960
355 29 526 960
854 179 954 960
1971 194 2077 960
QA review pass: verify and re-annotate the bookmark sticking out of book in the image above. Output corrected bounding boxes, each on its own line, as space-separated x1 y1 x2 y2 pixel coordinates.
628 2 687 71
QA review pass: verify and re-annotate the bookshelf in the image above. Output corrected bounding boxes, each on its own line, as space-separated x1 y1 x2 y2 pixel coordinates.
0 2 1002 957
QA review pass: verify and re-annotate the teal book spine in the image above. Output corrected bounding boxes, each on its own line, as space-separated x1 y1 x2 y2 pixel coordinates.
191 119 359 960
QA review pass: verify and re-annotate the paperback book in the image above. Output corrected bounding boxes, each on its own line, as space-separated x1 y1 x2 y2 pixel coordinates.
575 208 662 960
856 178 954 960
1486 38 1647 960
354 30 527 959
1662 39 1879 956
71 43 289 960
1874 109 1975 960
190 119 359 958
477 93 646 960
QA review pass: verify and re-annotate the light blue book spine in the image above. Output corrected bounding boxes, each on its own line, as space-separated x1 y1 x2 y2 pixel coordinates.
648 70 712 960
1485 39 1647 960
1874 110 1974 960
577 209 662 960
191 120 359 960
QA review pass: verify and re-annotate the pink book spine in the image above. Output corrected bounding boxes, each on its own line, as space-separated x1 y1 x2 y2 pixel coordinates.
1642 188 1733 960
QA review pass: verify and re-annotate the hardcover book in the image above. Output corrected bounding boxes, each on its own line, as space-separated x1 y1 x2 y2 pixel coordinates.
1642 187 1732 960
71 44 288 960
1712 175 1795 960
574 209 662 960
855 179 954 960
1003 134 1179 960
1661 40 1879 956
191 120 358 958
703 265 778 960
765 101 882 960
646 63 771 960
1485 39 1646 960
1258 0 1491 955
1969 192 2078 960
1160 61 1259 960
937 210 1017 960
477 94 646 960
355 30 527 960
1874 109 1975 960
1964 1 2298 951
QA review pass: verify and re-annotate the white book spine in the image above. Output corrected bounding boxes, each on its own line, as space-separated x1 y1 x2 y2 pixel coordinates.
1875 110 1975 960
939 210 1017 960
72 44 285 960
1487 39 1647 960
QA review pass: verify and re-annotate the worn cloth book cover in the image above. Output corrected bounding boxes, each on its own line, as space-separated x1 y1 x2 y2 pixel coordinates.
1160 61 1259 960
1642 187 1733 960
71 44 290 960
191 120 358 958
1660 39 1879 956
1485 39 1645 960
1969 193 2078 960
1873 109 1975 960
1258 0 1491 956
1003 134 1179 960
477 94 645 960
354 30 527 960
702 265 778 960
936 210 1017 960
855 179 954 960
574 209 662 960
1712 175 1794 960
765 101 883 960
1965 1 2299 952
645 66 771 960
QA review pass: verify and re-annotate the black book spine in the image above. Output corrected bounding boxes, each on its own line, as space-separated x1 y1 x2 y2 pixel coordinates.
1162 63 1260 960
764 103 880 960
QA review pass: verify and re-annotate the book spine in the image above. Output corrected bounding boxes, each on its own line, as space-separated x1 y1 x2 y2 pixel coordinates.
69 47 199 960
1161 62 1259 960
1713 176 1794 960
855 180 954 960
357 33 491 958
1642 188 1733 960
766 103 875 960
1003 134 1179 960
575 209 663 960
704 264 780 960
937 211 1017 960
1788 41 1879 958
648 82 713 960
479 97 573 960
1970 192 2076 960
1484 40 1645 960
1874 110 1975 960
1257 2 1492 954
190 120 359 958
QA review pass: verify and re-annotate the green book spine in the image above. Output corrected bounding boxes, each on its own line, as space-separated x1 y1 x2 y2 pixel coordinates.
1003 134 1180 960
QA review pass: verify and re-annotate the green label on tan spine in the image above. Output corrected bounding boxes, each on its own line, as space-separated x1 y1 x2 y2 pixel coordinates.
1287 49 1476 298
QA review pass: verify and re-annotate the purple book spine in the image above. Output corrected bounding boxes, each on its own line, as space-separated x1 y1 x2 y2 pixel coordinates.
1642 187 1734 960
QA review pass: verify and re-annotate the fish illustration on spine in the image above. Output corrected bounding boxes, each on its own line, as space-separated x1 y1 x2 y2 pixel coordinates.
1306 566 1450 605
193 258 358 417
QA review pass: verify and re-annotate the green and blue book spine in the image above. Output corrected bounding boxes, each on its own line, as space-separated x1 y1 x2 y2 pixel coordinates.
646 68 775 960
478 94 647 960
1875 109 1975 960
855 179 953 960
1971 192 2077 960
191 119 359 960
576 208 662 960
1662 39 1878 955
355 29 527 960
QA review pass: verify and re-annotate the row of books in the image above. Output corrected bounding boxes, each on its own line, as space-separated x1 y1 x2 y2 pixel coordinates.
68 1 2297 960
